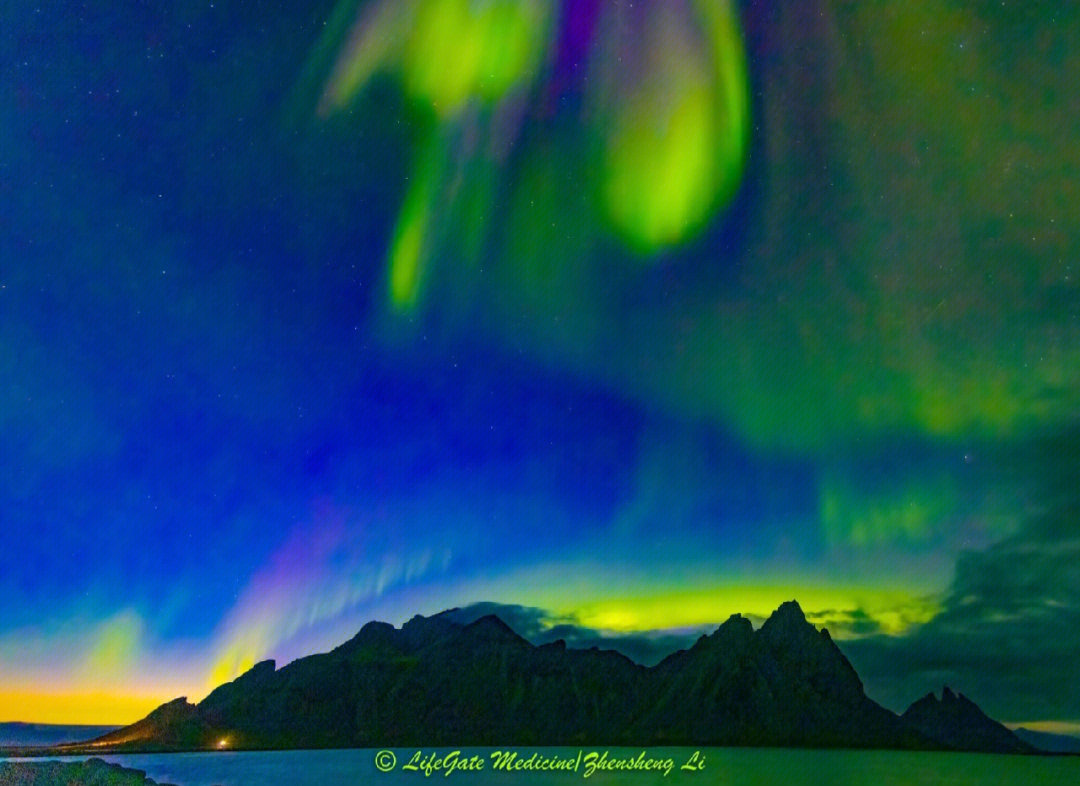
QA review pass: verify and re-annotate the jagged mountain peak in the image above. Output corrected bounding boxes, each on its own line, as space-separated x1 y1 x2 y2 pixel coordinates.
76 600 1030 754
758 600 832 653
909 685 971 710
354 619 397 639
690 612 754 652
400 611 461 646
773 599 807 620
146 697 195 721
332 619 398 655
462 613 529 644
718 612 755 632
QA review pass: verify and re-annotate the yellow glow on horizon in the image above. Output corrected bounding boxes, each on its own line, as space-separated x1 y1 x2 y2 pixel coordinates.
442 560 943 642
1006 720 1080 737
0 580 942 727
0 688 166 726
555 585 939 638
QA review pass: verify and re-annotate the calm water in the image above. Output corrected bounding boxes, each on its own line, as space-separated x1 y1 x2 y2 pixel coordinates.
0 723 119 747
8 748 1079 786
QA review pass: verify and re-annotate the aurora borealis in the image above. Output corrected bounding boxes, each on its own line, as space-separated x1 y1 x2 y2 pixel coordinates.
3 0 1079 737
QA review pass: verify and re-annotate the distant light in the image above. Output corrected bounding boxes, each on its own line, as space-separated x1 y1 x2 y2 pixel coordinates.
217 738 229 749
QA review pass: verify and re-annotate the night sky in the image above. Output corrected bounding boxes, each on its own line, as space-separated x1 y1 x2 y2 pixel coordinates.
3 1 1079 733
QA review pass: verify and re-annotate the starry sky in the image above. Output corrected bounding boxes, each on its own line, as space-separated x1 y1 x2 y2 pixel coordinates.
2 1 1079 732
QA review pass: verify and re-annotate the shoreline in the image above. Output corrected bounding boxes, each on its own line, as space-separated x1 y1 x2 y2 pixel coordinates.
5 741 1074 759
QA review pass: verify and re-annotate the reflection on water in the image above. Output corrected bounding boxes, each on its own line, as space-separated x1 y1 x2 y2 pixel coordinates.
8 747 1079 786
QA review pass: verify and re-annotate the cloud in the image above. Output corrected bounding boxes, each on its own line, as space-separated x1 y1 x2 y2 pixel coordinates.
443 602 708 667
446 593 942 668
534 625 711 667
842 431 1080 722
804 607 885 637
439 603 556 640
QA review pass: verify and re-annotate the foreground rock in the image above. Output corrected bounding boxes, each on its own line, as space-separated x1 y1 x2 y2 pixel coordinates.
0 758 174 785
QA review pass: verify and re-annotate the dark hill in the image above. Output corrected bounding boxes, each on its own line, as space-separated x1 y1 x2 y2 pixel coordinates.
1013 727 1080 754
89 697 214 750
77 601 1031 753
901 686 1033 753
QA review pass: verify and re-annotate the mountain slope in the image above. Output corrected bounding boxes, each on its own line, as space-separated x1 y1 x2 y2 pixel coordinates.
635 603 925 748
901 687 1033 753
1012 727 1080 754
82 601 1030 753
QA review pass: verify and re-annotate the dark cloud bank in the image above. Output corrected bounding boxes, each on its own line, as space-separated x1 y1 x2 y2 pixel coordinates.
454 430 1080 729
843 432 1080 724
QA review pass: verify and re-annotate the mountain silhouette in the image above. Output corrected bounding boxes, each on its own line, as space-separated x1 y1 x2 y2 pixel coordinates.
1012 727 1080 754
902 686 1033 753
76 601 1031 753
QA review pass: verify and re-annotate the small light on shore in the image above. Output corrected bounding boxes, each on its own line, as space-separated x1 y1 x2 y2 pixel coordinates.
217 738 229 749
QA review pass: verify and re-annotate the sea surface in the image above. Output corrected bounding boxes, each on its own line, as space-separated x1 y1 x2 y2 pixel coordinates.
6 747 1079 786
0 723 118 747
